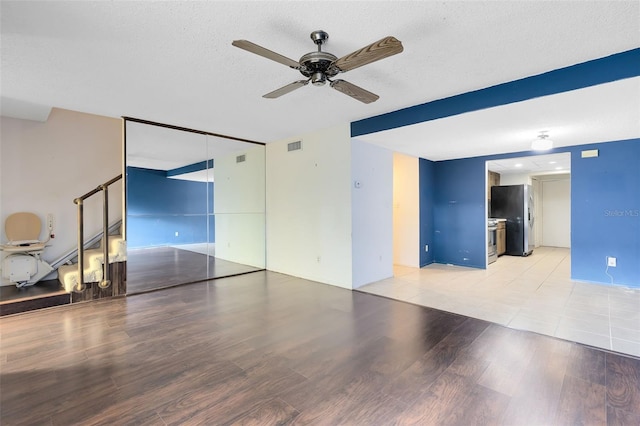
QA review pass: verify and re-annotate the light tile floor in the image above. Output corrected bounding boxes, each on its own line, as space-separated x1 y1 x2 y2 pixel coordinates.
359 247 640 357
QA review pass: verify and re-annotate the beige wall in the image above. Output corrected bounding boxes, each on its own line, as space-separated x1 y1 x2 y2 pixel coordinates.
0 108 122 285
214 144 266 268
393 153 419 267
266 124 353 289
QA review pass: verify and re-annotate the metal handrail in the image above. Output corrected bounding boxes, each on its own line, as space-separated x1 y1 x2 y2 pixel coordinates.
76 175 123 201
73 174 123 292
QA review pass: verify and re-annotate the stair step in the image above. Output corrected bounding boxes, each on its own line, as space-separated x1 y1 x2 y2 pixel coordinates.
58 263 104 292
58 235 127 293
101 235 127 263
1 292 70 316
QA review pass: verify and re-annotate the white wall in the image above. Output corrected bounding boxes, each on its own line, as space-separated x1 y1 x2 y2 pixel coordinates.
540 174 571 248
351 139 393 288
499 173 532 185
266 124 352 289
0 108 122 285
392 153 419 267
532 177 541 247
214 145 266 268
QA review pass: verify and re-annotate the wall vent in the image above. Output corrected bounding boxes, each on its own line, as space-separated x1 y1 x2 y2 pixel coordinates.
236 154 246 163
581 149 599 158
288 141 302 152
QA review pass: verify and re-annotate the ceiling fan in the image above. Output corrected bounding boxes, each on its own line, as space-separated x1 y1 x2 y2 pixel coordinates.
232 30 403 104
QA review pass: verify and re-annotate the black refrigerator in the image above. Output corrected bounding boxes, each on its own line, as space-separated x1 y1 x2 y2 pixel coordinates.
491 184 534 256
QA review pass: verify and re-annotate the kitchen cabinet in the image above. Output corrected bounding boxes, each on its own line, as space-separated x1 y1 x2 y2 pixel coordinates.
487 171 501 200
497 221 506 256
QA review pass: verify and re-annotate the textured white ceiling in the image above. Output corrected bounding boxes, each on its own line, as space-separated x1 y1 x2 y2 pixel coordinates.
488 153 571 176
1 1 639 161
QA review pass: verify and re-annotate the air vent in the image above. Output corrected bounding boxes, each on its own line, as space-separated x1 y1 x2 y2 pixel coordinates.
288 141 302 152
236 154 246 163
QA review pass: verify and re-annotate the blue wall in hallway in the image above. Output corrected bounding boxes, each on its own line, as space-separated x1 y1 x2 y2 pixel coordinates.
126 167 214 248
432 156 487 269
427 139 640 287
419 158 435 267
570 139 640 287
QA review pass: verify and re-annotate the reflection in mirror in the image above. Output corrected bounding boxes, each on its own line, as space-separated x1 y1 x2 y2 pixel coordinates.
124 119 265 294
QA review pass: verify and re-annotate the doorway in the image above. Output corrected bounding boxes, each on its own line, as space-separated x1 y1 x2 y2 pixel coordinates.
537 174 571 247
486 152 571 261
392 152 420 270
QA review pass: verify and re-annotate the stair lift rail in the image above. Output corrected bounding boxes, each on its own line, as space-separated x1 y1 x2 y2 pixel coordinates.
73 174 122 292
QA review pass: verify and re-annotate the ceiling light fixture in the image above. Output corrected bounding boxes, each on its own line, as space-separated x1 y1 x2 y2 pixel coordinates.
531 131 553 151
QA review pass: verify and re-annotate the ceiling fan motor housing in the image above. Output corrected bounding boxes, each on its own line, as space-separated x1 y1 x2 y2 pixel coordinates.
299 30 340 85
299 51 339 85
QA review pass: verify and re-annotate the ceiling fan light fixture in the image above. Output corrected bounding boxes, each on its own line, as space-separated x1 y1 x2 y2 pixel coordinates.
311 72 326 86
531 132 554 151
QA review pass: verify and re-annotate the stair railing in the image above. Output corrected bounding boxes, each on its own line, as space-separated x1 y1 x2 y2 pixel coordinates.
73 174 123 292
49 220 122 271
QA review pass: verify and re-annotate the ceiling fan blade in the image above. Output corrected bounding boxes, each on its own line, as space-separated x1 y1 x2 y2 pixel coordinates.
263 80 309 99
332 36 403 72
330 79 379 104
232 40 300 69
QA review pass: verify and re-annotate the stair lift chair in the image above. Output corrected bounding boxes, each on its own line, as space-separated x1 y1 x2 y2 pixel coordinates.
1 212 54 288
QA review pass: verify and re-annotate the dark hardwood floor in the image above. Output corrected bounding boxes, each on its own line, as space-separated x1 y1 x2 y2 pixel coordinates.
1 271 639 425
0 246 262 316
126 246 264 294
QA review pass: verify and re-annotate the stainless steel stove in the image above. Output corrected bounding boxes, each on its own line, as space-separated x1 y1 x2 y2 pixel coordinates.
488 219 498 264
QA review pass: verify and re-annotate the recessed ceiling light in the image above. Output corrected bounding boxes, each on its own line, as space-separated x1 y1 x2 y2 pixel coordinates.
549 161 556 164
515 163 523 168
555 167 563 170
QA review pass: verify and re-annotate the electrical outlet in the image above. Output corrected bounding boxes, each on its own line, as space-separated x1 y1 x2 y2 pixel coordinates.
425 245 429 252
47 213 54 229
607 257 617 267
175 231 179 237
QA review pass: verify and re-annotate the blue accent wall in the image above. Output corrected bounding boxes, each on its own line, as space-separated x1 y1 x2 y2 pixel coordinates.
126 166 214 248
432 157 487 269
419 158 435 267
428 140 640 287
570 140 640 287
